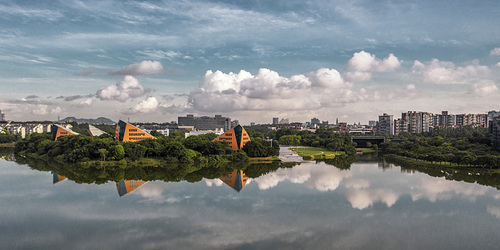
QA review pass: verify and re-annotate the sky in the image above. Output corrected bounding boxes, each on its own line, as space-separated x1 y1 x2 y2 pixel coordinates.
1 0 500 124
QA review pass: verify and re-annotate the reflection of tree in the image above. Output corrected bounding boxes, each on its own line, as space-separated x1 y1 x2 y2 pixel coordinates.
385 157 500 189
0 148 14 159
14 156 286 185
321 155 357 170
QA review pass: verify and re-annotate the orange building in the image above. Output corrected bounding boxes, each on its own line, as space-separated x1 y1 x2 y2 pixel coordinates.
115 120 155 142
116 180 148 197
213 124 250 151
219 169 249 192
51 124 79 141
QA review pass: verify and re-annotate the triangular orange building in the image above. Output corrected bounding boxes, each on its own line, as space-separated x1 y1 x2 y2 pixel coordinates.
213 124 250 151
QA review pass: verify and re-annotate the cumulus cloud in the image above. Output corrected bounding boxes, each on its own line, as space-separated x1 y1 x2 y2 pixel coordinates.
79 98 94 107
188 68 356 112
468 81 499 95
412 59 490 84
31 105 61 115
344 71 372 82
96 75 149 102
108 60 164 75
490 48 500 56
131 97 159 113
347 51 401 72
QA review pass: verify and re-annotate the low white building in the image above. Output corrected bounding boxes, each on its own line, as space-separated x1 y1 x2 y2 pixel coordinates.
185 128 224 138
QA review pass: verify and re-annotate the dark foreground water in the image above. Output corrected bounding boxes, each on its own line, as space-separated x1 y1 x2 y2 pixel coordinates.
1 153 500 249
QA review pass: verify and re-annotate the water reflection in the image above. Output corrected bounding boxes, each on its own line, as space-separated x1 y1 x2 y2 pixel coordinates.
116 180 148 197
2 153 500 249
51 171 66 184
219 169 249 192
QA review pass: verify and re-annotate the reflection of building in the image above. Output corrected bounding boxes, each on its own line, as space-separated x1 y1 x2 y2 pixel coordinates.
213 124 250 151
51 171 67 184
116 180 148 197
115 120 155 142
219 169 248 192
88 124 106 137
51 124 79 141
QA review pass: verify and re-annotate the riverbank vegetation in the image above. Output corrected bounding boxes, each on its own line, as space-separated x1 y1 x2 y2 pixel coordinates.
14 130 279 165
380 127 500 168
291 147 345 160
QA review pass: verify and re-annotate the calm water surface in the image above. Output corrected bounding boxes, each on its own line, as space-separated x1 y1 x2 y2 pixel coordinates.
1 154 500 249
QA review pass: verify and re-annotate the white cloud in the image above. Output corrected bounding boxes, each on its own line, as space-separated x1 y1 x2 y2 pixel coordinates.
79 98 94 107
496 62 500 68
31 105 48 115
189 68 356 112
490 48 500 56
109 60 164 75
30 105 61 115
344 71 372 82
347 51 401 72
412 59 490 84
468 81 499 96
96 75 148 102
131 97 159 113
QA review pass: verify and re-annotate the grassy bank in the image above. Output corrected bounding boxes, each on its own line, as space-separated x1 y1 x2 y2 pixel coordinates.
382 154 488 169
249 156 280 162
291 147 344 160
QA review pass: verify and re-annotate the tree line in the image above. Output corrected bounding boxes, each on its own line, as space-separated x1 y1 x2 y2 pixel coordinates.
14 129 280 164
380 127 500 168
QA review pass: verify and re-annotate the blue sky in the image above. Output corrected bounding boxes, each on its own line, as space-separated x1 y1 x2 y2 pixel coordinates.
1 0 500 124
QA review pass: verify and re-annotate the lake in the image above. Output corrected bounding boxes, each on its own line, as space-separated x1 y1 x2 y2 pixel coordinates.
1 152 500 249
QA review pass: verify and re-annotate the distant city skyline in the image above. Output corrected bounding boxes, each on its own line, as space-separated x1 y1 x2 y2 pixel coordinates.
1 0 500 124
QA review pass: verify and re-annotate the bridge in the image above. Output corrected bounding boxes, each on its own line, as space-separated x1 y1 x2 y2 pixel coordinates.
351 136 386 147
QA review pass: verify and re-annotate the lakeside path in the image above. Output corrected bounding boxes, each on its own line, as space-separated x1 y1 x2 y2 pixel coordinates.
279 146 305 163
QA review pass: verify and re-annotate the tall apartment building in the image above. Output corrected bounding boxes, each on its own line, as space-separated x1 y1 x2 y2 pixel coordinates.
311 118 320 125
489 117 500 150
395 111 433 134
178 114 231 131
272 117 279 125
376 113 394 135
394 118 408 135
0 109 5 121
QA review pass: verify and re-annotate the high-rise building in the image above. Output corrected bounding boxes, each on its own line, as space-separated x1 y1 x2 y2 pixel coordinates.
0 109 5 121
213 124 251 151
489 117 500 150
376 113 394 135
272 117 279 125
178 114 231 131
311 118 320 125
